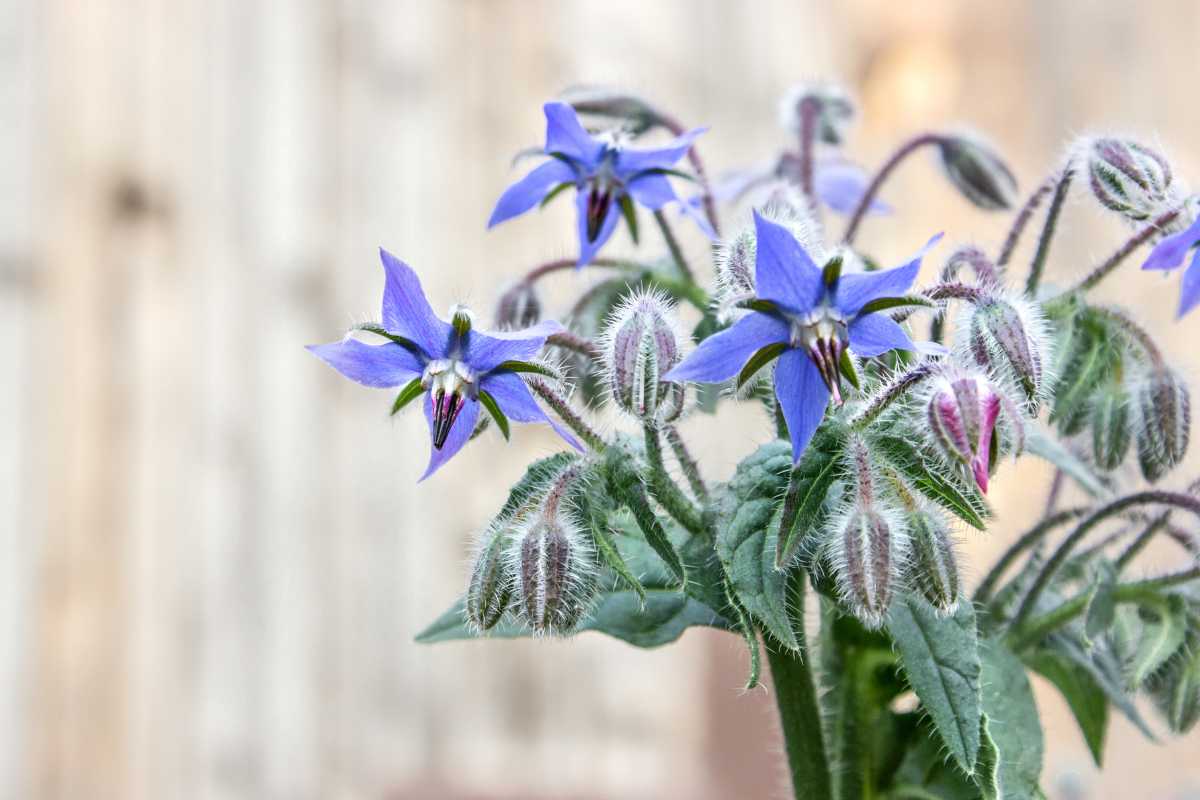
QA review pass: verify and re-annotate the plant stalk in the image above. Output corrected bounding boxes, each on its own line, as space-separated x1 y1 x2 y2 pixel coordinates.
843 133 943 245
1025 165 1075 295
1069 205 1184 293
654 209 695 283
643 424 706 535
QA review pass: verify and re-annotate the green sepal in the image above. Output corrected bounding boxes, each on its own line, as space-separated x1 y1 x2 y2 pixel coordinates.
353 322 424 358
822 254 844 287
839 347 861 390
736 297 781 315
737 342 787 390
619 194 639 244
644 166 698 182
576 485 647 606
391 378 424 416
477 390 510 441
539 180 574 209
451 308 472 338
859 294 937 315
495 359 564 381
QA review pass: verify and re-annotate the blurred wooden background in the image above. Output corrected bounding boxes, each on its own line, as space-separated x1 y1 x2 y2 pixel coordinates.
4 1 1200 798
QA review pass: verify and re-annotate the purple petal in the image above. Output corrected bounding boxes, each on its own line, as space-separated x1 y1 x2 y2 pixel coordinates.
835 233 942 317
1178 247 1200 317
815 159 891 216
575 188 623 267
662 312 789 383
420 393 481 481
614 127 707 175
625 172 677 210
848 313 916 357
465 319 564 374
1143 214 1200 272
480 371 584 452
306 338 422 388
773 349 830 463
379 248 452 358
753 211 824 312
488 158 578 228
544 102 605 166
678 193 717 240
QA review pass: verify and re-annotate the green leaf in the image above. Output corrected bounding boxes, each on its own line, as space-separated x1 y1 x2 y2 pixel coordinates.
391 378 424 416
619 194 639 243
1129 594 1189 688
1025 648 1108 765
736 342 787 390
776 427 847 568
493 452 580 521
975 713 1002 800
1085 561 1117 640
979 639 1044 799
1025 425 1108 498
603 442 686 584
1048 631 1157 741
874 435 989 530
477 390 511 441
887 596 982 773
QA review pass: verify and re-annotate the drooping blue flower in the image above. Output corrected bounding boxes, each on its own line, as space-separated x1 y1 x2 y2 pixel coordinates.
1141 212 1200 317
307 248 583 479
663 212 941 461
488 101 714 267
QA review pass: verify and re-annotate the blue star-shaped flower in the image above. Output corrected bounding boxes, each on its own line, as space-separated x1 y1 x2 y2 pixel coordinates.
307 248 582 479
488 102 714 267
1142 213 1200 317
664 212 940 461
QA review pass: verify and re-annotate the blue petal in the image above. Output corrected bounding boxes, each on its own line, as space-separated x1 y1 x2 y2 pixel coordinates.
625 172 677 210
1178 247 1200 317
815 159 891 216
575 188 622 267
1143 214 1200 272
662 312 789 383
773 349 830 463
488 158 579 228
848 313 916 357
614 127 706 176
306 338 422 388
678 193 717 240
544 102 605 167
480 371 584 452
753 211 824 312
420 393 481 481
379 248 453 358
465 319 564 374
835 233 942 317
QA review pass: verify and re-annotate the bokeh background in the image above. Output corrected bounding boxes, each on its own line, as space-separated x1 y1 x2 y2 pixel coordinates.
5 1 1200 798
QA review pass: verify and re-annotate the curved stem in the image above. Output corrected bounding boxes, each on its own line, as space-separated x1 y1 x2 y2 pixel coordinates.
1089 305 1166 367
842 133 943 245
654 112 721 237
1115 511 1170 570
654 209 695 283
1025 166 1075 295
665 426 708 503
1070 205 1185 293
796 96 820 205
546 330 603 362
643 424 706 535
973 507 1089 605
526 377 607 452
997 174 1056 269
522 256 644 284
849 364 935 429
1013 491 1200 625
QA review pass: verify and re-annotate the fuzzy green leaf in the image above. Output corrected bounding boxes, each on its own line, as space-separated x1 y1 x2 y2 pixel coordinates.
979 639 1044 798
1025 649 1108 765
874 435 990 530
1129 594 1189 688
776 427 847 568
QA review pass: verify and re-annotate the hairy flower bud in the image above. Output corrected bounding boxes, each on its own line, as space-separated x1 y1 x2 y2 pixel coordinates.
936 134 1018 211
905 510 960 615
1134 366 1191 482
966 295 1049 409
779 83 856 144
715 227 757 318
494 281 542 330
602 290 686 423
1090 382 1132 471
1085 137 1175 222
1151 645 1200 734
511 515 596 635
465 523 516 631
926 371 1024 494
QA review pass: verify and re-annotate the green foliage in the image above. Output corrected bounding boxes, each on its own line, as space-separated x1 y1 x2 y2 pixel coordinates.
979 640 1044 799
1025 649 1109 764
872 434 990 529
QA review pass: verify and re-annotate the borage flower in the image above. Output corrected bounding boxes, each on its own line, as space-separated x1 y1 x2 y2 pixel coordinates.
308 248 582 479
664 212 940 461
488 101 714 267
1142 211 1200 317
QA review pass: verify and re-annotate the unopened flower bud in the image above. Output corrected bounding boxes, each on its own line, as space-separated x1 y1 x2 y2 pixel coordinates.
715 227 757 315
936 134 1018 211
1151 646 1200 734
779 83 856 145
905 510 960 615
1085 137 1175 222
1090 383 1132 471
512 516 596 635
967 296 1048 409
832 438 900 628
494 281 542 330
465 523 516 631
1134 367 1191 482
927 372 1011 494
602 291 686 424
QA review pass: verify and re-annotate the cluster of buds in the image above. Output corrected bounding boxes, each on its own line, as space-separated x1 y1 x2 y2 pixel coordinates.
925 367 1026 494
964 291 1050 410
935 133 1019 211
1083 136 1176 223
778 83 857 145
1133 366 1191 482
601 290 687 425
465 462 598 635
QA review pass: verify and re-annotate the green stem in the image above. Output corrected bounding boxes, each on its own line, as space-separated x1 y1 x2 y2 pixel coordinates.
643 424 706 535
1069 204 1185 293
664 426 708 503
1025 165 1075 295
973 507 1089 605
654 209 696 283
843 133 943 245
545 330 603 362
766 577 833 800
1114 511 1170 570
527 378 607 452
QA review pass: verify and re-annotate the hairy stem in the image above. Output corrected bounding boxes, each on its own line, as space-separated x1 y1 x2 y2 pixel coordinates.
527 378 607 452
1025 165 1075 295
973 507 1089 606
1070 205 1184 293
643 424 706 535
546 330 603 362
1089 305 1166 367
997 174 1057 269
654 209 695 283
1115 511 1171 570
849 363 935 429
843 133 943 245
654 112 722 237
796 95 820 205
664 426 708 503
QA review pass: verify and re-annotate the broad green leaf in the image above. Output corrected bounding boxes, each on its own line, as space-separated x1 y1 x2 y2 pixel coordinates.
775 426 847 567
1025 425 1108 498
975 713 1002 800
1129 594 1188 688
1026 648 1108 765
887 596 982 773
980 639 1044 799
874 434 989 530
1049 631 1157 740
